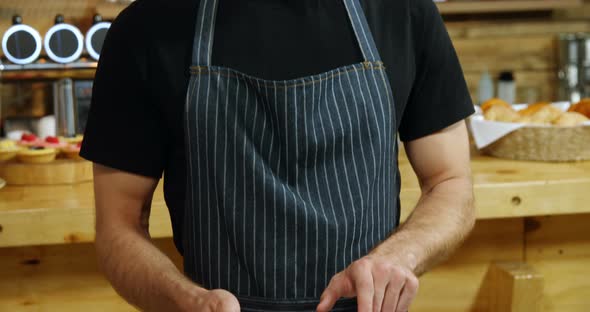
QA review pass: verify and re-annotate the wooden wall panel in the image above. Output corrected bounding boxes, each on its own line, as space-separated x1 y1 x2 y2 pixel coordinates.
525 215 590 312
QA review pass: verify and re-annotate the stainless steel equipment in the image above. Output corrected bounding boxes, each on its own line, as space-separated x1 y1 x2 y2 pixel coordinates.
557 33 590 103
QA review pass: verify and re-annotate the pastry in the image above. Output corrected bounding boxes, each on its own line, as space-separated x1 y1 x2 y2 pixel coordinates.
484 104 520 122
18 133 42 147
481 98 511 113
568 99 590 119
0 140 20 162
526 105 563 124
59 135 84 144
42 136 68 150
62 142 84 161
518 102 551 117
552 112 590 127
17 146 57 164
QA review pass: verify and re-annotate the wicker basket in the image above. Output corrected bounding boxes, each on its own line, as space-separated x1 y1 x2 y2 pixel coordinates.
481 125 590 162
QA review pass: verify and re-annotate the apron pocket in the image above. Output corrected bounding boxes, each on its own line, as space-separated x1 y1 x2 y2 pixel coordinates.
236 295 357 312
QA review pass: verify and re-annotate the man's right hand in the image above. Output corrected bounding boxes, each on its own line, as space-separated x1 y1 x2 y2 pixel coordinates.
183 289 241 312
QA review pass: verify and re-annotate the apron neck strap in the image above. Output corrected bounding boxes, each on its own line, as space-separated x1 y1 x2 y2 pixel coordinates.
190 0 381 67
191 0 220 67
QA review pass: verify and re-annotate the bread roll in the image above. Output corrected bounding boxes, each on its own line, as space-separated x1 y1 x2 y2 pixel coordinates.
553 112 590 127
527 105 563 124
484 105 520 122
481 98 512 113
518 102 551 117
568 99 590 119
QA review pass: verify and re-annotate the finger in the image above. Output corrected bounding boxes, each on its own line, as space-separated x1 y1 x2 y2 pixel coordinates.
371 264 391 312
349 260 375 312
395 275 419 312
381 271 406 312
317 273 353 312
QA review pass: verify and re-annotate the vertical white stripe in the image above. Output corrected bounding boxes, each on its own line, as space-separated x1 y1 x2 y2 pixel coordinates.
360 70 383 244
232 73 241 292
322 74 347 275
316 76 335 287
203 71 214 287
309 75 330 294
352 69 377 255
194 0 206 65
241 76 252 295
378 68 395 234
272 81 278 298
343 71 370 260
258 79 269 296
185 76 197 279
254 79 267 295
206 0 218 65
336 69 364 264
213 73 229 288
369 68 390 240
332 68 359 267
302 78 320 297
283 81 289 298
293 82 299 298
262 81 274 296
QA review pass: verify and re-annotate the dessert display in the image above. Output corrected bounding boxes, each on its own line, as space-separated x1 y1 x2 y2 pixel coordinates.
18 133 43 147
16 146 58 164
59 135 84 145
0 140 21 162
62 142 83 161
41 136 68 149
482 98 590 126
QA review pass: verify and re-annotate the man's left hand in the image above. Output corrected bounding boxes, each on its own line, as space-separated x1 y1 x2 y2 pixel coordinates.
316 255 419 312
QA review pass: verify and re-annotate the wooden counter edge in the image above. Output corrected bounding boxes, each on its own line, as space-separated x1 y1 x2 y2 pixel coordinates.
1 177 590 248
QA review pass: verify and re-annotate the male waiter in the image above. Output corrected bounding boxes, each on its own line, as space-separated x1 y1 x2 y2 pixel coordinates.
81 0 476 311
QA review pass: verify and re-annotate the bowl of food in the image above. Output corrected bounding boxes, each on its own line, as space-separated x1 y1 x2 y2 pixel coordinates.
469 98 590 161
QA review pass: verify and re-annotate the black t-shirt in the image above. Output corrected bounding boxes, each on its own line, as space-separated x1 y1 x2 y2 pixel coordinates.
81 0 474 253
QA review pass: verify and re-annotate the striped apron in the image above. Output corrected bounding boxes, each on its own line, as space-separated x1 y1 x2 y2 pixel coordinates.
184 0 398 310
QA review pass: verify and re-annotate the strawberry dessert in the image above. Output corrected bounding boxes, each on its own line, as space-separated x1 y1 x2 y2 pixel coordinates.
18 133 43 147
42 136 68 149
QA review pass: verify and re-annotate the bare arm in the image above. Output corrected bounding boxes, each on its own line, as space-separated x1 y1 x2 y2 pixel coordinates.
93 164 239 312
371 120 476 274
319 120 475 312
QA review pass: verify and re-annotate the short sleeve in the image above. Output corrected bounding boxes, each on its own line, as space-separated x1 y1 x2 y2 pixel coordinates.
80 2 166 178
398 0 475 142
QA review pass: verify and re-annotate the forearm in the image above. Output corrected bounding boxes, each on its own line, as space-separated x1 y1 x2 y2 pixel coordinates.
370 176 475 275
96 226 205 312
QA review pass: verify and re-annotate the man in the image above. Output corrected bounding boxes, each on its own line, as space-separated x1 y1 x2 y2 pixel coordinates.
81 0 476 311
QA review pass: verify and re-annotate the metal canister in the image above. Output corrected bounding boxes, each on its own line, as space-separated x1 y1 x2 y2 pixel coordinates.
53 78 77 137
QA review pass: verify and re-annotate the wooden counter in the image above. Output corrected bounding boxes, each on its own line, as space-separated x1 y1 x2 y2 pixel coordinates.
1 152 589 248
1 153 589 312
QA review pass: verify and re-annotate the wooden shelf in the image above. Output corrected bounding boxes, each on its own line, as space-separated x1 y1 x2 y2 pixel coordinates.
436 0 583 14
0 60 97 82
